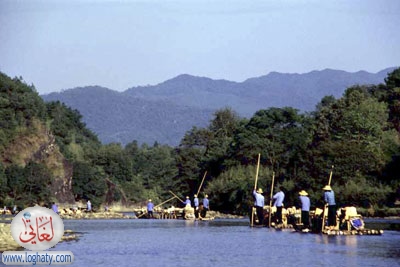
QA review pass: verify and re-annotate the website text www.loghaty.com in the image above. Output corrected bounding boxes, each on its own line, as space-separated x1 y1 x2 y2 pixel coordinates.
2 251 74 265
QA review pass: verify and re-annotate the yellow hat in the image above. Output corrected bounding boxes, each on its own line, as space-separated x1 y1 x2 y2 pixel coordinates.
299 190 308 196
323 185 332 191
257 188 263 194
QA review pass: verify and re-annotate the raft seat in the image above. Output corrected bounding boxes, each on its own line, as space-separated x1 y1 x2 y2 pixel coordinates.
343 207 364 231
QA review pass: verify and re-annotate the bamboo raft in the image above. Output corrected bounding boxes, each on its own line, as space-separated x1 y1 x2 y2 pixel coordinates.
260 206 383 236
133 206 215 221
321 228 383 236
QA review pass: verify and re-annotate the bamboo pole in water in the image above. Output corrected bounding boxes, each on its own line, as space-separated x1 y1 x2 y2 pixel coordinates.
169 190 184 203
328 165 334 186
322 165 334 231
250 153 261 227
138 196 178 218
268 171 275 228
154 196 177 209
196 171 207 196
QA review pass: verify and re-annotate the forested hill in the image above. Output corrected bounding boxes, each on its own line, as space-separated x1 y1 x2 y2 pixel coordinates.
0 73 101 206
42 86 213 146
125 68 395 114
42 68 395 146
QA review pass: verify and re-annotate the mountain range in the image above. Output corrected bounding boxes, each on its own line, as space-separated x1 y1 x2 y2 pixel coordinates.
41 67 396 146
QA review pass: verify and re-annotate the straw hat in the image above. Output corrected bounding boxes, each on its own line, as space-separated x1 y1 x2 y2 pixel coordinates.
257 188 263 194
194 194 197 198
148 199 152 202
205 194 208 198
299 190 308 196
186 196 189 199
323 185 332 191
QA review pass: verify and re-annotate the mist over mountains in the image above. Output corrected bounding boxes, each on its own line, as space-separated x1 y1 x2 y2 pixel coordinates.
41 67 396 146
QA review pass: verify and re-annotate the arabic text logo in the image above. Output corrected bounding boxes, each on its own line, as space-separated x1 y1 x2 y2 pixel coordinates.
10 206 64 251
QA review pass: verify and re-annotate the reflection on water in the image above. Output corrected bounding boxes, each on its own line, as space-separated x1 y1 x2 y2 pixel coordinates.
52 219 400 267
315 234 358 247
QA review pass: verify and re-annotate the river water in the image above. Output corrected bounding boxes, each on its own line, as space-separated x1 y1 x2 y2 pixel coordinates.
49 218 400 267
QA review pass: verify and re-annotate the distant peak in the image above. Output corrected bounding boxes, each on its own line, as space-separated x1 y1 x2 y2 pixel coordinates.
175 74 196 79
60 85 113 92
170 74 207 81
50 86 119 97
161 74 219 86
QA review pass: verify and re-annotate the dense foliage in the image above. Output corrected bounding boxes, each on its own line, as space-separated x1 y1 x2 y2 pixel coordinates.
0 69 399 213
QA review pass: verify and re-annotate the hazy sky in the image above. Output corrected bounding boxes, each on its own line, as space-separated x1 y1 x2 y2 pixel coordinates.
1 0 399 94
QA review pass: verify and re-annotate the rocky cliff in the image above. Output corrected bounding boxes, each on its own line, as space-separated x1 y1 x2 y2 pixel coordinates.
1 119 74 203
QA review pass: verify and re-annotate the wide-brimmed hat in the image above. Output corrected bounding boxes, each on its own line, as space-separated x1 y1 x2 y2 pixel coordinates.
148 199 152 202
257 188 263 194
299 190 308 196
323 185 332 191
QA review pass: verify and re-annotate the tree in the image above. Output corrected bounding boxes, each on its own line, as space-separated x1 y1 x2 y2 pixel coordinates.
0 163 9 204
231 107 310 178
23 162 52 205
383 68 400 133
5 164 26 202
307 86 399 206
72 162 106 208
204 108 242 176
46 101 101 161
92 143 133 182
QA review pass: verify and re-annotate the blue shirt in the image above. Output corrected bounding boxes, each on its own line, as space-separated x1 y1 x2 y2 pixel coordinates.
203 198 209 209
273 191 285 207
299 196 310 211
183 199 191 207
324 190 336 206
147 202 154 211
194 197 199 207
253 190 265 207
52 204 58 213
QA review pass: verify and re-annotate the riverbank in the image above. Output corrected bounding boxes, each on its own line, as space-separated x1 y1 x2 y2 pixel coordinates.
60 209 242 220
60 210 135 220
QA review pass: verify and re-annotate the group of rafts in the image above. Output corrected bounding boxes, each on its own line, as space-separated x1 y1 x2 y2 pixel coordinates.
135 172 215 221
134 205 213 220
250 158 382 236
135 162 383 235
251 205 383 236
134 189 214 221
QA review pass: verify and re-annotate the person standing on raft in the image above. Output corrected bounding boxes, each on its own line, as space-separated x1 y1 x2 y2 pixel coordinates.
299 190 310 229
323 185 336 230
147 199 154 218
201 194 209 218
273 186 285 226
253 188 265 225
194 194 199 219
183 196 191 207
